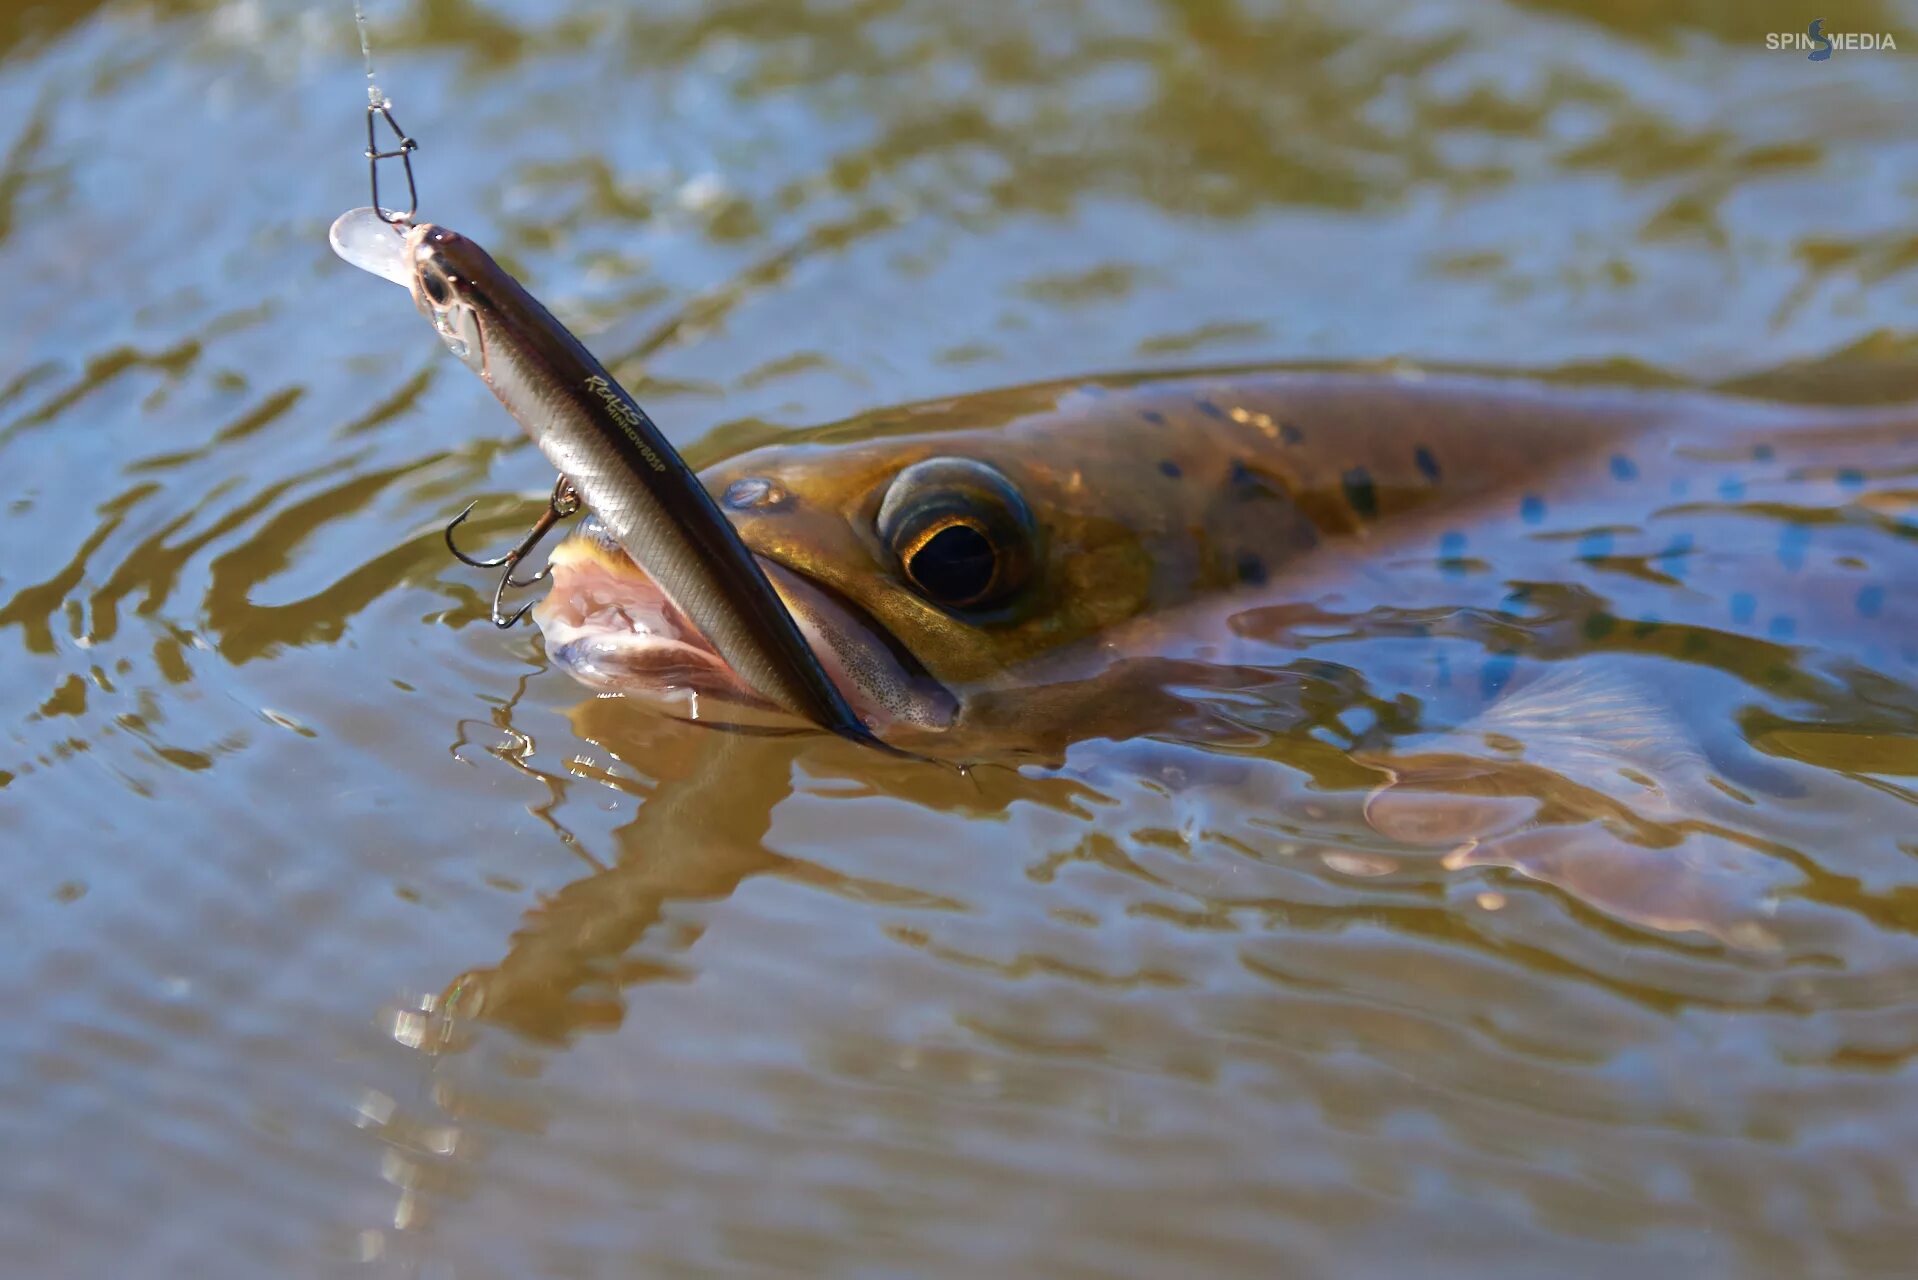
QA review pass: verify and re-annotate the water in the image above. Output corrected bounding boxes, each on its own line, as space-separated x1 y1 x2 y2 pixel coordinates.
3 0 1917 1275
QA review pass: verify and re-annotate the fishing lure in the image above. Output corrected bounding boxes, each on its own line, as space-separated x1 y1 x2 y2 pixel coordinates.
330 38 915 749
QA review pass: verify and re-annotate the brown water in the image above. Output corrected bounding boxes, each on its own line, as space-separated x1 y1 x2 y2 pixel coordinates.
5 1 1918 1276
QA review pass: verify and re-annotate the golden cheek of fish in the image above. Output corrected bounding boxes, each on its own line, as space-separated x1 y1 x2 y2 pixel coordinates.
535 367 1915 745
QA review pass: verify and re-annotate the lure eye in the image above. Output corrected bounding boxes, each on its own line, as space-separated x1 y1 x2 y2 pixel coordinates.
418 261 453 307
877 457 1037 612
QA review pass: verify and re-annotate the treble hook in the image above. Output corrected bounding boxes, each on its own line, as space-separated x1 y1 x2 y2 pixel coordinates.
366 97 419 225
445 477 581 628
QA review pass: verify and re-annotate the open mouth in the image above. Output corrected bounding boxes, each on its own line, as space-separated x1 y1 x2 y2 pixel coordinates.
533 517 956 733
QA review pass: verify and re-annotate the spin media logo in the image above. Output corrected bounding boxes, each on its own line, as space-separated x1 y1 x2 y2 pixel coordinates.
1766 17 1897 58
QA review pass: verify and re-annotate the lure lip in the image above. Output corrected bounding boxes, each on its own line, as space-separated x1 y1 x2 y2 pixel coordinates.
328 206 414 288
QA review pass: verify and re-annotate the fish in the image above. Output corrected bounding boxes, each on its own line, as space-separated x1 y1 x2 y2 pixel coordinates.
534 367 1917 751
328 207 946 748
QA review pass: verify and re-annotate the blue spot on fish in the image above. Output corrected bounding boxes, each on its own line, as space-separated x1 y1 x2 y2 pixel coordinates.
1280 422 1304 444
1752 444 1775 463
1196 399 1227 421
1838 468 1866 491
1609 454 1639 481
1730 592 1757 624
1768 615 1797 641
1718 476 1746 501
1577 530 1614 562
1414 446 1441 482
1777 523 1811 572
1499 585 1533 617
1480 652 1517 698
1858 585 1885 618
1141 409 1167 427
1658 532 1694 580
1520 494 1547 524
1159 459 1183 478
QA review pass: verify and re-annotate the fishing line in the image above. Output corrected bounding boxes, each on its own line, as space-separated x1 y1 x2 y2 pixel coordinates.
353 0 419 223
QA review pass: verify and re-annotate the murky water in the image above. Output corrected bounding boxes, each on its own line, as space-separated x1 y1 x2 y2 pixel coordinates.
4 0 1918 1275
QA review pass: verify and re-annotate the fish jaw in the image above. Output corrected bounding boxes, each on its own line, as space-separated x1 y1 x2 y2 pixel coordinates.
534 532 955 735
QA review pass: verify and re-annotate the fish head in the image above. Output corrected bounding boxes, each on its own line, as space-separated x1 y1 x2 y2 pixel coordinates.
537 404 1315 737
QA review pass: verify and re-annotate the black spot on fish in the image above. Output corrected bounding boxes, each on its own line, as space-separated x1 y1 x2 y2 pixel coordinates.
1159 459 1183 479
1196 399 1226 421
1752 444 1775 463
1236 551 1268 585
1280 421 1304 444
1520 494 1546 524
1142 409 1167 427
1609 454 1639 481
1858 585 1886 618
1342 467 1378 520
1228 459 1252 485
1414 446 1441 482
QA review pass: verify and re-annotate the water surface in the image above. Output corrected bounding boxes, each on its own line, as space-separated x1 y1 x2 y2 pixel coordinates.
4 1 1918 1276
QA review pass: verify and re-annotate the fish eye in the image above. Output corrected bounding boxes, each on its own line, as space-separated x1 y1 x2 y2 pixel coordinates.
877 457 1036 612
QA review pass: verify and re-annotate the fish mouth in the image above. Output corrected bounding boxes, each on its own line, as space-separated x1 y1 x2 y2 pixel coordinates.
534 518 955 734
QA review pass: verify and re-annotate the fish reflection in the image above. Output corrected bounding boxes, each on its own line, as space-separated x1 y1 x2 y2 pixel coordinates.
438 720 797 1043
437 700 983 1043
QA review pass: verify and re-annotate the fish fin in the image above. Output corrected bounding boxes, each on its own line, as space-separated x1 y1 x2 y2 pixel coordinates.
1446 825 1790 951
1429 662 1710 815
1364 663 1798 950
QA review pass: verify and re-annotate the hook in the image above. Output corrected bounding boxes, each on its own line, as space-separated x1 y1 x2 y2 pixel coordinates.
446 477 581 628
366 98 419 226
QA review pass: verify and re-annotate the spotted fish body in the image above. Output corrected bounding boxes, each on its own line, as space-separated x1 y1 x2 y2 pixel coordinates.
538 368 1916 748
